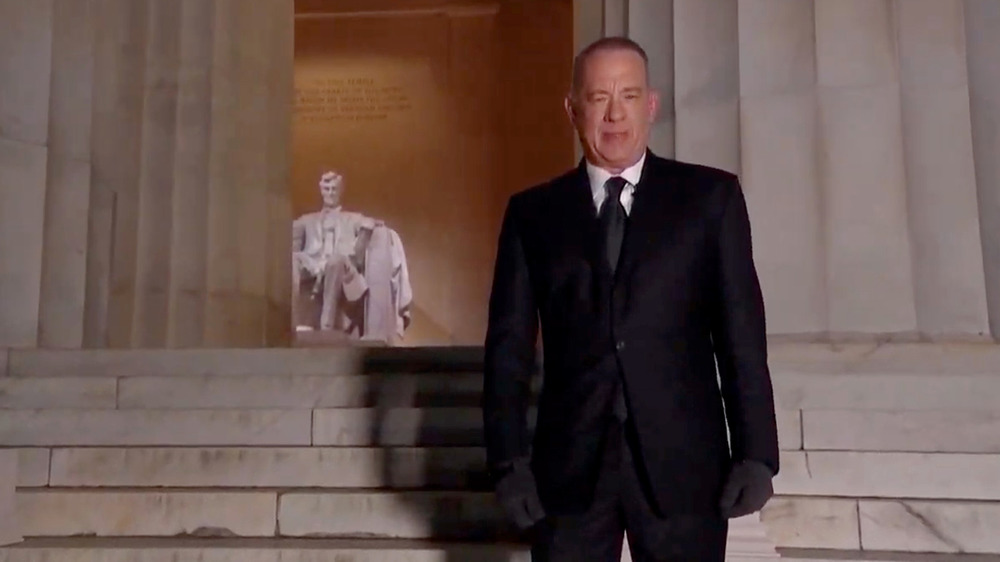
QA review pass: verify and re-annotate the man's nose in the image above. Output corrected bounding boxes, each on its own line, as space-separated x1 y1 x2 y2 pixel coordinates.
605 97 626 122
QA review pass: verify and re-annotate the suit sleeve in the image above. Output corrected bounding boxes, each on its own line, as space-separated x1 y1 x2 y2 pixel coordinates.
712 178 780 475
483 197 539 471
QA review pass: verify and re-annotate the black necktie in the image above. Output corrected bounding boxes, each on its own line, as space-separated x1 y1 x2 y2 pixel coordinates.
600 177 628 274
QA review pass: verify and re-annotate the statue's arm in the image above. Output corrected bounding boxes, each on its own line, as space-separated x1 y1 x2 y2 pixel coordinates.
292 218 305 253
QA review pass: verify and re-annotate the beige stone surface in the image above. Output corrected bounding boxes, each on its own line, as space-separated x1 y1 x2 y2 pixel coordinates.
0 350 7 377
49 447 483 489
278 491 503 538
17 491 277 537
36 0 96 349
966 0 1000 338
15 449 49 488
802 410 1000 453
739 93 825 335
773 371 1000 411
819 85 916 334
626 0 673 158
815 0 896 88
116 373 482 409
760 497 859 549
0 0 52 145
0 377 116 409
0 409 311 446
7 348 362 377
737 0 816 98
0 541 532 562
0 449 20 546
776 451 1000 500
0 138 49 348
859 499 1000 553
767 341 1000 376
312 408 485 447
673 0 739 173
898 1 989 337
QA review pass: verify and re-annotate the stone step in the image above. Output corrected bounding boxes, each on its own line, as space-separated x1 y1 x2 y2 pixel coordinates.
38 447 488 490
13 447 1000 502
2 539 998 562
0 407 804 449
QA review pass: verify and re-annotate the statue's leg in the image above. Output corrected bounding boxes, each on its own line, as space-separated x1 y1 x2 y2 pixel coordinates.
319 258 346 331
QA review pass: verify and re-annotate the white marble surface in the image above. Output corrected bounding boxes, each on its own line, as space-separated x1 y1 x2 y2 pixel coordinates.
0 409 311 446
802 409 1000 453
0 449 20 546
48 447 483 489
0 377 117 409
776 451 1000 500
116 373 483 409
15 449 49 488
7 348 363 377
860 499 1000 553
760 497 860 549
17 491 277 537
278 491 502 538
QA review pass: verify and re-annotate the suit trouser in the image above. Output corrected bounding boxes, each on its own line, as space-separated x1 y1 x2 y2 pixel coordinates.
530 418 728 562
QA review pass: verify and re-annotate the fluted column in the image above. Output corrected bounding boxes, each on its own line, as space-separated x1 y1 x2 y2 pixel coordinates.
578 0 998 341
0 0 294 349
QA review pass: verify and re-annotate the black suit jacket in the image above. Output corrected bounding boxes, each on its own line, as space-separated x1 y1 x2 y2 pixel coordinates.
482 151 779 517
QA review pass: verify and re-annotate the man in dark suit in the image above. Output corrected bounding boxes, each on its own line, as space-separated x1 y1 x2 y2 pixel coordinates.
482 37 780 561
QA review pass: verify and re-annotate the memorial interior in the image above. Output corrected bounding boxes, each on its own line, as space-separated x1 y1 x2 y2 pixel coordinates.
1 0 999 560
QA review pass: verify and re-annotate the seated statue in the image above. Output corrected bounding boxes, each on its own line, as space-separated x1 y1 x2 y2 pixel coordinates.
292 171 412 344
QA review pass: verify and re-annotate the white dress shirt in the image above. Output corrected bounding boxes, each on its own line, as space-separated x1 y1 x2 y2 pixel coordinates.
585 151 646 216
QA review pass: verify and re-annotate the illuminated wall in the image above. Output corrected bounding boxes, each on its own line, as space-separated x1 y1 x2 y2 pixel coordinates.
292 1 575 345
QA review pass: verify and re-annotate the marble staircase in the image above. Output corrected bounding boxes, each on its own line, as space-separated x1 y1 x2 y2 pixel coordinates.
0 343 998 561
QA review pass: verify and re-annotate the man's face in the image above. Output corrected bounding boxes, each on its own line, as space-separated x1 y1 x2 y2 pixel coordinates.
319 175 342 208
565 48 658 173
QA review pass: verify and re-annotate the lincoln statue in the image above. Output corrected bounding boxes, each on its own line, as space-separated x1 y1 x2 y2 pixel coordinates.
292 171 412 344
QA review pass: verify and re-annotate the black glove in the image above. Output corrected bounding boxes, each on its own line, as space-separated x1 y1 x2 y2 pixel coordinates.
494 458 546 530
718 460 774 518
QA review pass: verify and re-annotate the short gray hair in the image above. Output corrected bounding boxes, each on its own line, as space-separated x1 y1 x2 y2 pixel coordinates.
571 36 650 96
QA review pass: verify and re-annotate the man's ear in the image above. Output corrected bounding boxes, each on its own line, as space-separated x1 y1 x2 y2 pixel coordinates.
564 95 577 125
647 89 660 123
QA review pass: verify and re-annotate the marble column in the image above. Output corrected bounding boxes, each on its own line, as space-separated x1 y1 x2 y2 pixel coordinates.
575 0 998 341
0 0 294 349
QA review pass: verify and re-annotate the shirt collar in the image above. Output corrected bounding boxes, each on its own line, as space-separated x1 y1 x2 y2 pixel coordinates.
585 151 646 200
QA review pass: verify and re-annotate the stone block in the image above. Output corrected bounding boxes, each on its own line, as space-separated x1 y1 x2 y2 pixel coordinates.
760 497 859 549
15 449 49 487
1 349 8 376
0 377 116 409
775 451 1000 500
7 348 363 377
0 449 20 545
0 409 311 446
859 499 1000 553
17 491 277 537
117 373 485 409
0 0 52 145
777 408 802 451
737 0 816 98
802 410 1000 453
0 542 532 562
49 447 484 489
312 408 486 446
277 491 505 539
773 371 1000 412
767 341 1000 377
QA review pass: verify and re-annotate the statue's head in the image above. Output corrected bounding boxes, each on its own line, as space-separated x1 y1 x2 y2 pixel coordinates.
318 171 343 208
